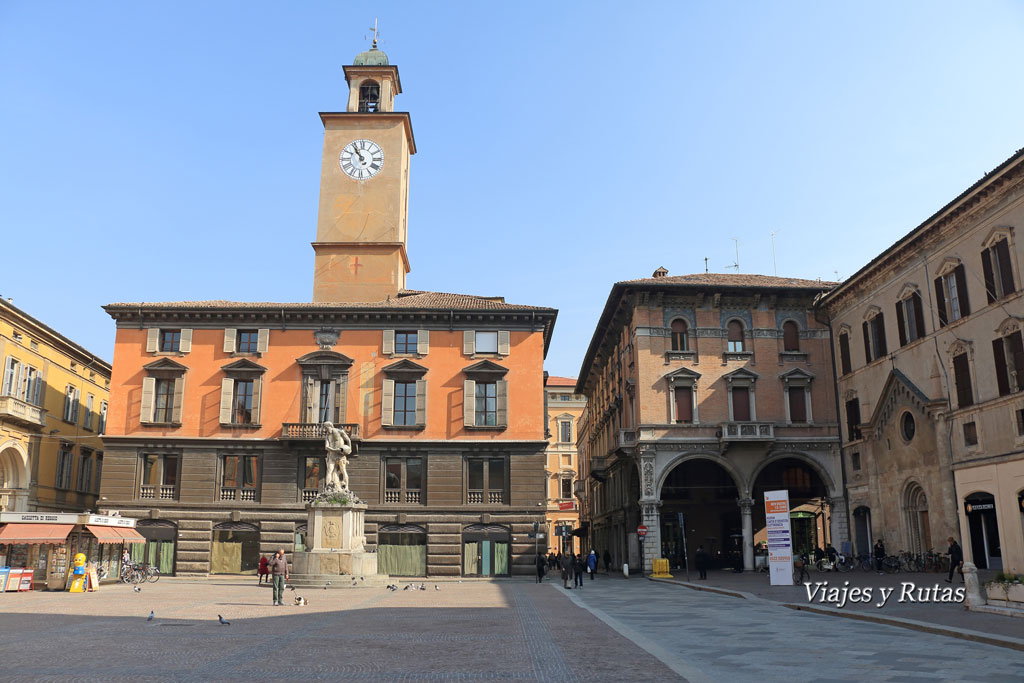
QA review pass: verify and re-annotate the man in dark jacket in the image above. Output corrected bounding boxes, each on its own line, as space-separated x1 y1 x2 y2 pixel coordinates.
535 553 546 583
603 549 611 573
946 536 964 583
560 552 573 589
573 554 585 588
873 539 886 574
268 548 289 606
694 545 710 580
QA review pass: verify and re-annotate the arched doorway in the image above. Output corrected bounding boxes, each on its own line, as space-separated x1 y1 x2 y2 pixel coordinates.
211 522 260 574
752 458 830 557
852 506 872 557
659 458 741 571
462 524 510 577
0 442 29 511
378 524 427 576
965 493 1002 570
134 520 177 575
903 483 930 555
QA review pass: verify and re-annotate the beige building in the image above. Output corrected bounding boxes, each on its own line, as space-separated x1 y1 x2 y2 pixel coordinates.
544 376 585 554
0 298 111 516
818 147 1024 574
576 271 841 573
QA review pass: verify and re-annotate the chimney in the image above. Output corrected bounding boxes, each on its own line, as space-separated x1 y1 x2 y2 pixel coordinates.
652 266 668 279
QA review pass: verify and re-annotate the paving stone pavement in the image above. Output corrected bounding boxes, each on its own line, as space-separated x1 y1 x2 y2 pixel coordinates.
559 576 1024 682
0 578 680 682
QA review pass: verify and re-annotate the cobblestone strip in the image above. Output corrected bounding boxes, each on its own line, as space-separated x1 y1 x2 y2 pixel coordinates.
507 585 579 682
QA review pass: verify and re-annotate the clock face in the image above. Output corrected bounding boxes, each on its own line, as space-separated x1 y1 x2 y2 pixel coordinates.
339 139 384 180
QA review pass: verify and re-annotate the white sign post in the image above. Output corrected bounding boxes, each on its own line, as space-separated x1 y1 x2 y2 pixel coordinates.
764 489 794 586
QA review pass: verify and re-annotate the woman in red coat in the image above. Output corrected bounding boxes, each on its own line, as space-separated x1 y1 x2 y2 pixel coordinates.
258 555 270 584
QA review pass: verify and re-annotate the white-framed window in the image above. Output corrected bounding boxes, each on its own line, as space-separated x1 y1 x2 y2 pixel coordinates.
83 394 95 431
146 327 192 354
982 234 1016 303
218 360 266 427
896 291 925 346
559 420 572 443
463 330 510 357
934 262 970 327
223 328 269 354
63 384 80 423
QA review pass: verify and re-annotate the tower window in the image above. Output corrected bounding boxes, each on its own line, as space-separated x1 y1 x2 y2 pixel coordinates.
359 80 381 112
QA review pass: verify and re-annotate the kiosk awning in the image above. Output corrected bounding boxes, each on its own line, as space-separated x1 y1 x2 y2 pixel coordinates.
86 525 146 544
0 523 74 544
115 527 146 544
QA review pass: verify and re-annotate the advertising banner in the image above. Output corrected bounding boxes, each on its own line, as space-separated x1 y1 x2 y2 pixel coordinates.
764 489 793 586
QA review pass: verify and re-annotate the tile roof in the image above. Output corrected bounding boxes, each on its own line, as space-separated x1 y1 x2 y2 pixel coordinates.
545 376 578 387
106 290 555 313
618 273 838 289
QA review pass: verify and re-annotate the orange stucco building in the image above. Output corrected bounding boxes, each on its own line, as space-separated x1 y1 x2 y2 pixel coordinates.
98 42 556 578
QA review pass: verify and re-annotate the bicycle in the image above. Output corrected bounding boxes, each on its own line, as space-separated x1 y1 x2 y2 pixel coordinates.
793 554 810 584
882 555 901 574
145 565 160 583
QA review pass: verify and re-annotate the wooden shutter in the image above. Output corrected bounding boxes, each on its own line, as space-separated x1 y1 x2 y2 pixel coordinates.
1009 331 1024 392
303 376 315 422
732 387 750 421
463 330 475 356
256 329 269 353
497 330 510 356
219 378 234 424
846 399 861 439
415 379 427 426
993 338 1011 397
674 386 693 423
335 374 348 423
382 329 395 355
913 293 926 340
171 377 184 423
954 265 970 317
952 353 973 408
982 248 997 304
140 377 156 424
179 329 192 353
463 379 476 426
251 377 262 424
146 328 159 353
895 301 907 347
996 239 1015 298
934 277 948 327
496 380 508 426
381 379 395 427
788 387 807 423
417 329 429 355
223 329 237 353
874 314 887 356
839 333 851 375
862 321 872 362
782 321 799 352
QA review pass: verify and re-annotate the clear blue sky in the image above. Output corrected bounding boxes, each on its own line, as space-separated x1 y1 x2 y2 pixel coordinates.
2 2 1023 378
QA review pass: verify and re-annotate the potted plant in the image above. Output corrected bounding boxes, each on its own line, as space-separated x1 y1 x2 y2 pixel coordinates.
985 571 1024 605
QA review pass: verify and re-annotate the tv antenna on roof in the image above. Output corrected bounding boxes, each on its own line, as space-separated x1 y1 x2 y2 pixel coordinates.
726 238 740 272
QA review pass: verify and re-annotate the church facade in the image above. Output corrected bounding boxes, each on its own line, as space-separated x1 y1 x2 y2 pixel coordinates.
98 43 555 577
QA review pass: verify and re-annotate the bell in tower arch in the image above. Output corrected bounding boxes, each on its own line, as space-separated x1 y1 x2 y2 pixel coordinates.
358 80 381 112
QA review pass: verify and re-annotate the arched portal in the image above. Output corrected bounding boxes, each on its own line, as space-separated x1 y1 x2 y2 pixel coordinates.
134 519 178 575
211 522 260 574
903 483 930 556
751 458 830 557
659 458 742 571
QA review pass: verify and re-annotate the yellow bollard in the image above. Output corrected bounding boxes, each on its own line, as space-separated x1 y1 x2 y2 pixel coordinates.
651 558 673 578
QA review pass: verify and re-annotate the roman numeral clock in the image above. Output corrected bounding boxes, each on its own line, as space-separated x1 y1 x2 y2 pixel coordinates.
340 139 384 180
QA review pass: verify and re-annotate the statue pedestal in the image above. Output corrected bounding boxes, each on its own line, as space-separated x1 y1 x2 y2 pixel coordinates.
290 500 389 588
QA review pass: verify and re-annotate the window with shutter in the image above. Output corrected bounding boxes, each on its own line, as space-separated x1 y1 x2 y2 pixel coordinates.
727 321 744 352
671 319 689 351
937 267 969 324
497 330 510 356
417 329 429 355
140 377 156 424
415 379 427 427
463 379 476 427
219 377 234 424
256 328 270 353
463 330 475 356
845 399 862 440
476 331 499 354
731 386 750 421
178 328 192 353
236 330 259 353
953 353 973 408
223 329 237 353
146 328 159 352
159 329 181 352
394 331 418 354
788 386 807 423
674 386 693 423
782 321 800 352
983 239 1016 302
1 357 18 396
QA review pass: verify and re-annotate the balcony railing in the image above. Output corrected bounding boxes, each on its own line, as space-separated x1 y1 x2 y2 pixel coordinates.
488 491 504 504
220 487 256 501
302 488 318 502
721 422 775 441
140 485 154 499
281 422 361 441
140 485 177 500
468 490 483 504
616 429 636 449
384 490 400 503
0 395 45 429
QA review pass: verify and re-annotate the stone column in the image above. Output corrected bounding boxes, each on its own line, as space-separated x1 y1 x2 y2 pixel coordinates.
738 497 754 571
638 448 660 573
829 495 850 552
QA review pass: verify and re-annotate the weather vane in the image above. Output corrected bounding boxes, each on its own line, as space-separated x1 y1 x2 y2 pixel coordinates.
369 18 380 48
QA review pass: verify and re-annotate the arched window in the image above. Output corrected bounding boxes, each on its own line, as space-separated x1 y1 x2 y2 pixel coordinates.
671 319 689 351
727 320 744 352
359 80 381 112
782 321 800 352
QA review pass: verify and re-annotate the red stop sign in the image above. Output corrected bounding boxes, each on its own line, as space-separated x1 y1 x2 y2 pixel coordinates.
637 525 647 537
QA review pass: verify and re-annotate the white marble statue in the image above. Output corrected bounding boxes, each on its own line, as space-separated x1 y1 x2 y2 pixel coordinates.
323 421 353 491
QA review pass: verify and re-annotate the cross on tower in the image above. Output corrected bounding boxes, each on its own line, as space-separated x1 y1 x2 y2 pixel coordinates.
369 18 380 48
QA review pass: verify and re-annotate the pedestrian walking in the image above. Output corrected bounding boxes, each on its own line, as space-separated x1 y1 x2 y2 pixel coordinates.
535 552 546 583
560 552 573 589
268 548 289 606
547 552 556 570
946 536 964 583
603 549 611 573
873 539 886 575
587 550 597 580
574 554 585 588
695 545 710 580
258 555 270 584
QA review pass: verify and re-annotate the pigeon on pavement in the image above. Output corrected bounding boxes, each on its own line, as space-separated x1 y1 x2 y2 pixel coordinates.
218 615 231 626
435 585 440 591
147 610 154 621
133 586 141 593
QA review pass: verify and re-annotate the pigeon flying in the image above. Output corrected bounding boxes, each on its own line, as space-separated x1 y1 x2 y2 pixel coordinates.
218 615 231 626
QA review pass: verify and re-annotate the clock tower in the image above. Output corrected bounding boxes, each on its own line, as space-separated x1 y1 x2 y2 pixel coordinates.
312 39 416 303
